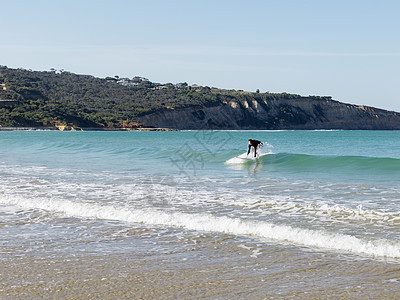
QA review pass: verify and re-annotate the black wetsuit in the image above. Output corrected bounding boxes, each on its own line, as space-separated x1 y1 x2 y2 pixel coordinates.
248 139 263 157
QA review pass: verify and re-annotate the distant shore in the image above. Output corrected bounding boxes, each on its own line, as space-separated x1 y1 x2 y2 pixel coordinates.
0 127 179 132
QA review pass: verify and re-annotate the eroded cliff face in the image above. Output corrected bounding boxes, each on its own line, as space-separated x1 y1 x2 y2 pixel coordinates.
138 97 400 130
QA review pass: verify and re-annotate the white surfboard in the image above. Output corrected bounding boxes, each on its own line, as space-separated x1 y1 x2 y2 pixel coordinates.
225 152 268 164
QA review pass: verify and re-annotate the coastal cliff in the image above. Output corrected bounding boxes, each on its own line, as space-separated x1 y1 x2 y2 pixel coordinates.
1 66 400 130
139 97 400 130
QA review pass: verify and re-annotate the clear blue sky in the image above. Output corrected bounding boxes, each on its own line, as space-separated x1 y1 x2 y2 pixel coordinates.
2 0 400 111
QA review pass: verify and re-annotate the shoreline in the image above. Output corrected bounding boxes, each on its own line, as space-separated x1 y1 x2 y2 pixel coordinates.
2 126 400 132
1 249 400 299
0 126 179 132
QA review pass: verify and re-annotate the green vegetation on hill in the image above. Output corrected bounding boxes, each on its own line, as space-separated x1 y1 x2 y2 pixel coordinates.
0 66 332 128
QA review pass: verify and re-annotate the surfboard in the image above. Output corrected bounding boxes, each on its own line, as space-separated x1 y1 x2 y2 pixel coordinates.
238 153 258 160
225 152 266 164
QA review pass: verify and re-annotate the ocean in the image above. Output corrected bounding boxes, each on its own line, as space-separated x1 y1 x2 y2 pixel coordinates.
1 130 400 298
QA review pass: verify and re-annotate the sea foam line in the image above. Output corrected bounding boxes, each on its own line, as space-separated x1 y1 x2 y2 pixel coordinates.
2 195 400 259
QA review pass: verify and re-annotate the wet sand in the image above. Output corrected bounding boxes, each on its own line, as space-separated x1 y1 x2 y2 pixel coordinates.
1 240 400 299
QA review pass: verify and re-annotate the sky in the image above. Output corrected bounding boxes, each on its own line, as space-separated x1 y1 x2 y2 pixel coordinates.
1 0 400 111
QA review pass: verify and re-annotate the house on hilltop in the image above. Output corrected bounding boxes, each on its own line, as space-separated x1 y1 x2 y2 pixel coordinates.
117 78 139 87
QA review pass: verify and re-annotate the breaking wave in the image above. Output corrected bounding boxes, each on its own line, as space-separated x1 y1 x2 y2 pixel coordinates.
2 195 400 259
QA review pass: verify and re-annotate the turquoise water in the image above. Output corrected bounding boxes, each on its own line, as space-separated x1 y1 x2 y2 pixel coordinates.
1 130 400 294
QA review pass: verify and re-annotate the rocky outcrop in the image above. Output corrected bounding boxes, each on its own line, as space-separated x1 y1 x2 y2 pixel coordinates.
138 97 400 130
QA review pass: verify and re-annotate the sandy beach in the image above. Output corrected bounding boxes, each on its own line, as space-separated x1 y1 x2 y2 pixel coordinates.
2 242 400 299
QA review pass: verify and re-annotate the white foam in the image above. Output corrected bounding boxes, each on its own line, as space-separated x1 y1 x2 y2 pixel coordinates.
233 196 400 225
2 195 400 259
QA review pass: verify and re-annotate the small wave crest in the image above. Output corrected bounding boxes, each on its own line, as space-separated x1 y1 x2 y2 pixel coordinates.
275 153 400 169
226 152 400 175
2 195 400 259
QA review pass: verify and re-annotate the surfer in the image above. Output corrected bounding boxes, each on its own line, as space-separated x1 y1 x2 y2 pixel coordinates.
247 139 263 158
